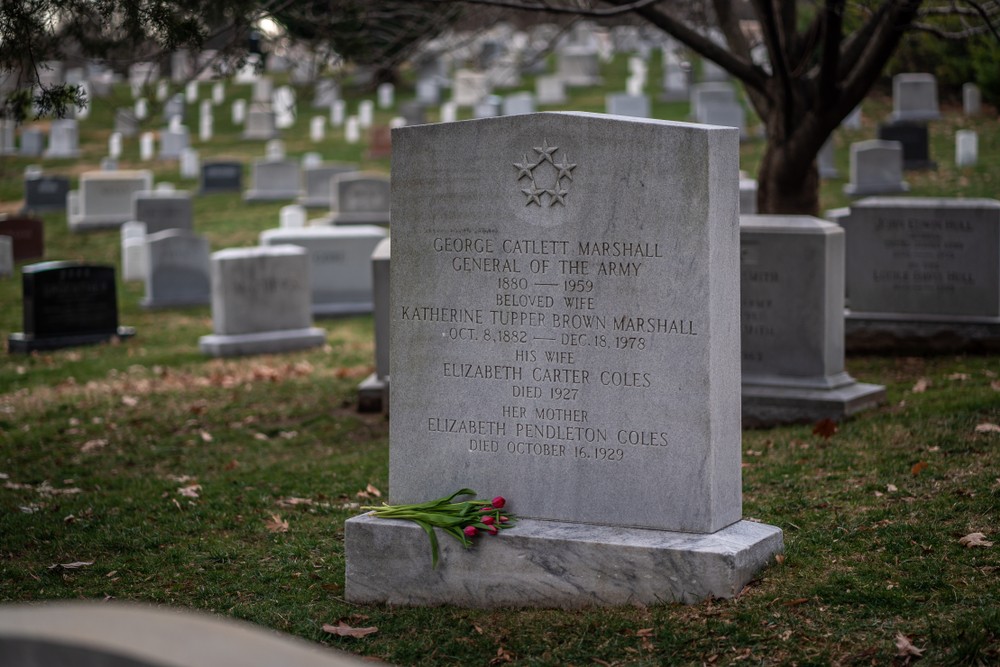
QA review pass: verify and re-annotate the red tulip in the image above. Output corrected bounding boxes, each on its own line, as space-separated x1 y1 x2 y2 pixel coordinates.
491 496 506 509
488 525 499 535
463 525 478 538
482 516 495 525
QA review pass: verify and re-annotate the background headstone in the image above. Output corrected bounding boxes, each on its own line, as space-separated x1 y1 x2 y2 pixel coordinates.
358 237 391 412
877 121 935 170
23 174 69 214
120 221 148 282
739 215 885 425
244 159 300 202
141 229 212 308
0 215 44 261
198 245 325 357
843 140 909 197
132 189 194 234
68 171 154 231
8 262 135 353
199 161 243 194
890 73 940 122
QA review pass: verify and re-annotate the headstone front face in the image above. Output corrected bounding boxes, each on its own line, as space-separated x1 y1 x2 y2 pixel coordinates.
159 125 190 160
243 109 278 140
452 70 490 107
198 245 325 357
259 225 388 316
199 161 243 194
739 216 885 425
23 174 69 213
115 109 140 137
877 121 935 170
844 140 909 197
141 229 211 308
132 190 194 234
68 171 155 231
120 221 148 282
535 75 567 105
298 163 357 208
956 130 978 167
557 47 602 86
605 93 650 118
891 73 940 122
818 138 839 179
0 215 44 261
330 174 390 225
845 198 1000 319
502 92 536 116
963 83 981 116
344 112 781 608
44 120 80 158
0 236 12 278
8 262 135 353
244 159 300 202
19 128 44 156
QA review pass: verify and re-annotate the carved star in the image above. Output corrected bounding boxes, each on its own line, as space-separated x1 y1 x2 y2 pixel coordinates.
554 155 577 181
521 184 544 206
549 187 569 207
513 155 536 180
532 139 558 164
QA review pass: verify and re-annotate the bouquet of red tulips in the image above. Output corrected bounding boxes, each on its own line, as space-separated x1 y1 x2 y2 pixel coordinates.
362 488 516 568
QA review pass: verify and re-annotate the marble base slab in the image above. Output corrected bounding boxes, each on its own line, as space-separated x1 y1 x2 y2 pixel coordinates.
845 312 1000 354
357 372 387 413
742 381 886 427
8 327 136 354
199 327 325 357
344 515 783 608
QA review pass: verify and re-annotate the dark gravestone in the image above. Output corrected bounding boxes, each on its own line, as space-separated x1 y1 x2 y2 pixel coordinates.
0 215 44 261
877 121 936 171
8 262 135 353
23 175 69 213
199 161 243 194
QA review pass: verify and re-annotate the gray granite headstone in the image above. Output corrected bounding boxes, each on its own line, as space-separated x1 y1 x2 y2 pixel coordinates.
344 112 782 608
115 109 140 137
244 159 300 202
328 173 390 226
259 224 388 316
0 236 12 278
19 128 44 156
963 83 981 116
132 190 194 234
956 130 978 167
243 108 278 140
843 140 909 196
159 125 190 160
740 215 885 425
605 93 650 118
452 70 490 107
556 47 602 86
358 237 391 412
890 73 940 122
842 197 1000 352
502 92 536 116
297 163 357 208
68 171 154 231
818 137 839 179
313 79 339 108
199 245 325 357
141 229 211 308
43 119 79 158
739 178 758 214
535 75 566 105
121 221 148 282
416 78 440 106
690 82 736 122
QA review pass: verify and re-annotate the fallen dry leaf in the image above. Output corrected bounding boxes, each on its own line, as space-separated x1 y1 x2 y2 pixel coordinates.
911 461 928 476
887 484 899 493
490 646 515 665
991 380 1000 392
199 430 213 442
322 622 377 638
80 439 108 453
895 632 925 658
911 378 931 393
48 561 94 571
974 422 1000 433
177 483 202 499
783 597 809 606
947 372 970 381
121 395 139 407
265 513 289 533
812 418 838 440
959 532 993 548
366 484 382 498
774 553 786 565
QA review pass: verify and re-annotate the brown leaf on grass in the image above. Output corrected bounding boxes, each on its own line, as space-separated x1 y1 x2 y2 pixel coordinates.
991 380 1000 392
177 484 201 498
199 430 213 443
121 395 139 407
783 597 809 606
911 461 928 476
959 532 993 548
265 513 289 533
321 622 377 638
774 554 786 565
895 632 925 659
276 497 314 508
947 372 970 381
48 561 93 571
887 484 899 493
974 422 1000 433
356 484 382 500
812 418 837 440
489 646 515 665
80 439 108 453
911 378 931 393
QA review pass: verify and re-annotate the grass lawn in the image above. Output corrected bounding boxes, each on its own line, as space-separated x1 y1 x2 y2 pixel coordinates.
1 50 999 665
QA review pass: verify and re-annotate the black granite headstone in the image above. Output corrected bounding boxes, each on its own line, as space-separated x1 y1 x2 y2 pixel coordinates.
0 215 44 261
23 175 69 213
877 121 936 170
8 262 135 353
199 161 243 194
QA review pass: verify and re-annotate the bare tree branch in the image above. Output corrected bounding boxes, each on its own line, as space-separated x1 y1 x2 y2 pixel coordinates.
411 0 668 17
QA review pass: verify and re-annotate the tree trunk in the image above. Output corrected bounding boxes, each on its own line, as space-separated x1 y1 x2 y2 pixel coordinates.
755 138 821 216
